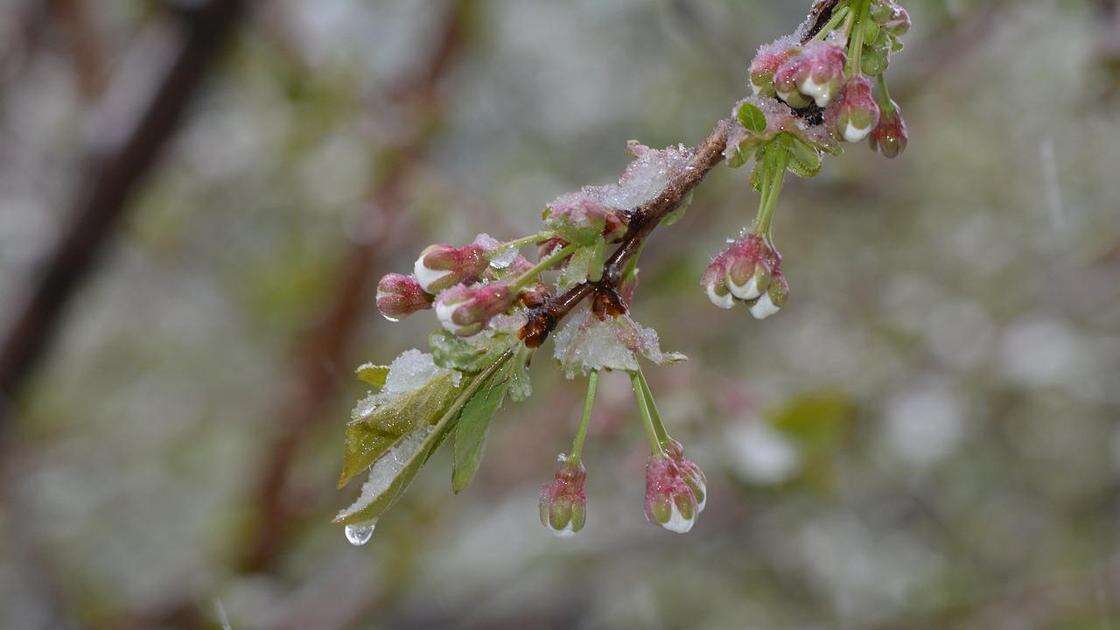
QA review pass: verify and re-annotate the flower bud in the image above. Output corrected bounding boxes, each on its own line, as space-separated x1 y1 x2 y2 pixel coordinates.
829 76 880 143
413 243 490 293
749 38 797 97
699 253 735 310
774 42 846 108
663 438 708 513
723 234 774 301
538 454 587 537
869 100 908 158
545 194 628 242
644 454 700 533
748 268 789 320
375 273 433 321
434 282 518 337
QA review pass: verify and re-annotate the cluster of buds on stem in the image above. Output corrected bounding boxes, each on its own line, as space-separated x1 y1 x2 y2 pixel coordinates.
701 233 789 319
773 40 847 108
644 440 708 533
539 454 588 537
434 281 519 337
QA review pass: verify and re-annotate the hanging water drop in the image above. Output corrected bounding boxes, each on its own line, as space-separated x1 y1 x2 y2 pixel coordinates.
344 519 377 546
380 312 400 323
489 247 517 270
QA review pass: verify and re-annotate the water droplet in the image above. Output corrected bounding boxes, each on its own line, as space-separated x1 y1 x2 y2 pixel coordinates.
380 313 400 323
344 519 377 546
489 248 517 270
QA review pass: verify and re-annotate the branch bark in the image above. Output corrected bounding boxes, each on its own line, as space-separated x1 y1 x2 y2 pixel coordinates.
0 0 246 431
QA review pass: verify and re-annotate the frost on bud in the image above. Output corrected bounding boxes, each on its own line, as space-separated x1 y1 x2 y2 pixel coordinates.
871 0 911 37
749 268 789 320
644 454 700 533
375 273 433 321
539 454 587 537
434 282 518 337
828 76 880 143
774 41 846 109
544 194 628 244
663 438 708 513
749 37 797 97
869 101 908 158
413 242 491 293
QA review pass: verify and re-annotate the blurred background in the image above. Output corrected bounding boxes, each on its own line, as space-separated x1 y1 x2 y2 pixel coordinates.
1 0 1119 628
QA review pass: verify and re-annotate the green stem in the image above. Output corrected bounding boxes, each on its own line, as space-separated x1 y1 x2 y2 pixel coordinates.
569 370 598 460
749 146 789 239
874 73 896 114
497 231 552 252
510 242 578 291
630 372 664 455
846 0 871 76
812 5 850 41
635 367 670 445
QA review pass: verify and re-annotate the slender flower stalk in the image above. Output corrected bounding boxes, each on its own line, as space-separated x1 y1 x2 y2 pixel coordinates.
569 371 598 460
510 243 580 292
630 372 665 455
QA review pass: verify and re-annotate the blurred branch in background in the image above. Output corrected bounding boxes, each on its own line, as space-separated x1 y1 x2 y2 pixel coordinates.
51 0 107 100
0 0 246 435
1098 0 1120 97
239 0 476 575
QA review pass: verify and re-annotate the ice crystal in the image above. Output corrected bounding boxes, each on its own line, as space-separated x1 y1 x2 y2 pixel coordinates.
351 349 459 422
552 305 686 377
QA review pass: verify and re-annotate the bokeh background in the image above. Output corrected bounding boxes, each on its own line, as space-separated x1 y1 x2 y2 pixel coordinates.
1 0 1119 628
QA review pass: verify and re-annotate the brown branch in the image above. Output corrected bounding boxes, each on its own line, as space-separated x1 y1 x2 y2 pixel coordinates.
519 118 733 347
237 0 474 574
0 0 246 431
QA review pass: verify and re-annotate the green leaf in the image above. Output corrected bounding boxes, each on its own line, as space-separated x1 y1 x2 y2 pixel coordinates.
430 330 497 373
338 371 463 488
558 245 595 289
736 101 768 135
784 135 822 179
585 237 606 283
508 349 533 401
355 363 389 388
335 353 513 525
661 191 692 227
451 364 511 493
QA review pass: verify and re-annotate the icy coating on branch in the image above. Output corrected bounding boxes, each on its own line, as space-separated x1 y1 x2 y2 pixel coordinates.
552 305 686 378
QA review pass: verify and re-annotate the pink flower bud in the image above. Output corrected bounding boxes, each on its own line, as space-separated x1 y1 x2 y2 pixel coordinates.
748 267 789 320
869 100 908 158
872 0 911 36
375 273 432 321
700 234 782 310
749 37 797 97
545 194 628 242
774 41 847 108
413 243 490 293
828 76 881 143
434 282 518 337
663 438 708 513
644 454 700 533
538 454 587 537
700 253 734 310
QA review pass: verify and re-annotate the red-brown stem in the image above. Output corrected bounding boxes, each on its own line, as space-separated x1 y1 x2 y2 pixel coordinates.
520 118 733 347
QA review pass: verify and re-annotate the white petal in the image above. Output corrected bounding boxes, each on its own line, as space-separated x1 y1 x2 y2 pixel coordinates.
843 120 872 143
660 503 696 534
749 293 782 319
434 299 466 334
800 76 832 107
728 274 761 301
549 522 578 538
413 257 451 292
706 284 736 310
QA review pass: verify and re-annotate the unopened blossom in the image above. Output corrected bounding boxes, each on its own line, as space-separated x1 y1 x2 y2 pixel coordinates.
829 75 880 143
774 41 846 108
869 100 908 158
644 454 700 533
434 282 518 337
375 273 432 321
413 242 491 293
749 267 790 320
700 234 782 310
700 252 734 309
663 438 707 512
539 454 587 537
544 194 628 242
749 37 797 97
